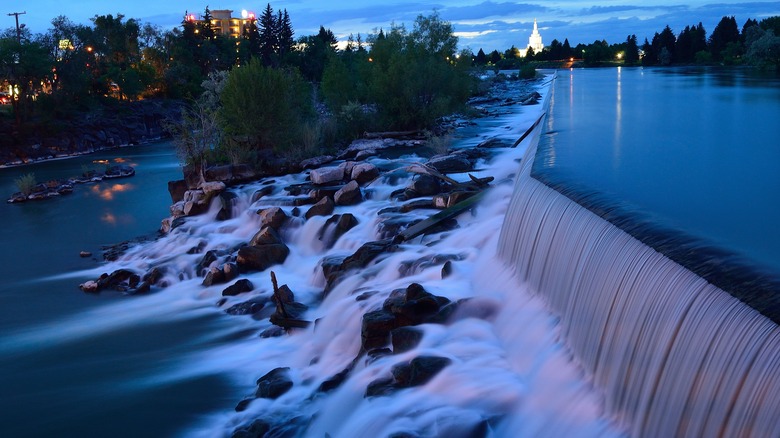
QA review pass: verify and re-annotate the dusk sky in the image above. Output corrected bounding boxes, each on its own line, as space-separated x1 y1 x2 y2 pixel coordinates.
5 1 780 52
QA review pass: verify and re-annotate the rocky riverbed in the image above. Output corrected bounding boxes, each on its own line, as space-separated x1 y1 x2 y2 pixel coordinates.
75 74 596 438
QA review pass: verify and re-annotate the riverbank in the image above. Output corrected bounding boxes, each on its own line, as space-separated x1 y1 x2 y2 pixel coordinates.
0 99 182 167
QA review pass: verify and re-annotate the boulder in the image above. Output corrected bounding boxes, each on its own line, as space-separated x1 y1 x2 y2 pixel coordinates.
408 175 441 197
300 155 335 169
426 154 472 173
183 200 208 216
249 226 284 247
167 180 187 203
318 213 358 248
251 185 274 203
200 181 226 197
217 191 239 221
391 327 424 353
334 180 362 206
476 137 510 149
255 367 293 399
361 309 398 350
225 296 268 315
222 279 254 296
309 166 344 185
305 196 335 219
237 244 290 272
205 164 233 182
351 162 380 185
202 267 226 286
257 207 288 230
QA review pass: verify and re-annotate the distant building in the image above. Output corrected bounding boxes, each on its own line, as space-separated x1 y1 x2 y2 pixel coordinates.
185 9 256 39
521 18 544 57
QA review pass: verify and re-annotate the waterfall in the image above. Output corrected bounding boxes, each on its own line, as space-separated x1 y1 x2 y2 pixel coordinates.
498 94 780 437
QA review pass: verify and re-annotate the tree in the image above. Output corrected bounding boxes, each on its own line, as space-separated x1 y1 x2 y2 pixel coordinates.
654 25 676 64
0 37 51 125
710 16 740 62
625 34 639 64
219 59 313 152
488 49 501 64
296 26 337 82
474 48 487 65
258 4 277 66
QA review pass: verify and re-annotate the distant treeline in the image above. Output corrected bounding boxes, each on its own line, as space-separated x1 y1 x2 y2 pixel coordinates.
474 15 780 69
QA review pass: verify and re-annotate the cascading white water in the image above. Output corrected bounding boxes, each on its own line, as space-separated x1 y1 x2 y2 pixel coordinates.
498 91 780 437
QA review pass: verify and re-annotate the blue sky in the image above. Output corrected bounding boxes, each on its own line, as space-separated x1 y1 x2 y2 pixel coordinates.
5 1 780 51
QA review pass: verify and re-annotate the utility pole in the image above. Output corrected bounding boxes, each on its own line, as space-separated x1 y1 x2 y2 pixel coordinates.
7 11 26 44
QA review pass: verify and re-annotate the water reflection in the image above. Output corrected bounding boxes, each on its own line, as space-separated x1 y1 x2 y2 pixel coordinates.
90 183 135 201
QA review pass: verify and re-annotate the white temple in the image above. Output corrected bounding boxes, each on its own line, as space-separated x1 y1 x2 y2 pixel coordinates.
521 18 544 57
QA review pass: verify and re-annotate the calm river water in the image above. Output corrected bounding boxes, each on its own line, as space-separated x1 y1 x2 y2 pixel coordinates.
0 144 237 437
534 67 780 292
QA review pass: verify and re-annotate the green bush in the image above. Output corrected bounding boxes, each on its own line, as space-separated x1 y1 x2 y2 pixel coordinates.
219 59 314 154
519 64 537 79
15 173 37 196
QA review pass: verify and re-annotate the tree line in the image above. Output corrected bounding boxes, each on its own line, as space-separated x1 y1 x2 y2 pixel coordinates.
472 15 780 69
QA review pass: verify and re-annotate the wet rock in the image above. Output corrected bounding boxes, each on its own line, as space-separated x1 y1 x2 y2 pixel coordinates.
351 162 380 185
223 263 239 282
259 326 286 338
477 137 510 148
308 188 338 203
79 280 99 293
204 164 233 182
183 200 208 216
255 367 293 399
305 196 335 219
365 377 396 397
310 166 344 185
408 174 442 196
96 269 136 291
426 154 472 173
395 355 452 387
225 296 268 315
79 251 92 258
300 155 335 169
231 419 271 437
249 226 284 247
334 180 362 206
222 279 254 296
271 284 295 305
318 367 351 393
237 244 290 272
196 249 219 273
361 310 397 350
202 267 226 286
200 181 226 197
441 260 453 279
167 179 187 203
257 207 288 230
318 213 358 248
251 185 274 203
400 199 433 213
391 327 424 353
217 191 239 221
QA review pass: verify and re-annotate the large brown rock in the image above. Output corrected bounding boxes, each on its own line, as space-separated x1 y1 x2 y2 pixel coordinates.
257 207 288 230
334 180 362 206
351 162 380 185
306 196 335 219
310 166 344 185
167 180 187 203
237 244 290 272
249 226 284 247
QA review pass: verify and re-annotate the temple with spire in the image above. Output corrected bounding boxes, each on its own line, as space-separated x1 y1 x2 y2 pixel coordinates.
521 18 544 57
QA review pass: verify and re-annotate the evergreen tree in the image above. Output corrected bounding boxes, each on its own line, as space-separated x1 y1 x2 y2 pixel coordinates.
709 16 740 61
641 37 655 65
562 38 572 58
625 34 639 64
200 7 215 40
475 48 487 65
488 49 501 64
259 3 277 66
279 9 294 58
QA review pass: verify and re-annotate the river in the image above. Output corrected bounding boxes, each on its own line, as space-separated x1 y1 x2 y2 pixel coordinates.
0 76 622 438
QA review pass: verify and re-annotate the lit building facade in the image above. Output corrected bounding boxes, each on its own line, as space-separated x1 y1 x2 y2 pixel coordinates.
521 19 544 57
185 9 256 38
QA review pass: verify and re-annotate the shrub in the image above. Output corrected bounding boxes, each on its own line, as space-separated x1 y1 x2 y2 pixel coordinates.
15 173 37 196
219 59 314 154
519 64 537 79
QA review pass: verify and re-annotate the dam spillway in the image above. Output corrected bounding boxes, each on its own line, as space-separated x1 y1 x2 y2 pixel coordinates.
498 68 780 436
